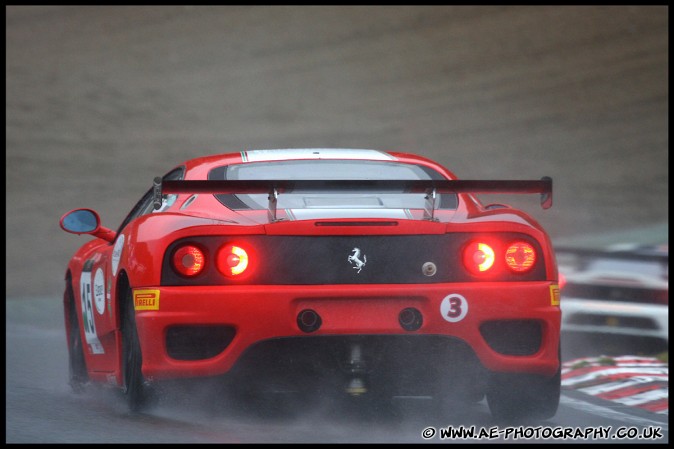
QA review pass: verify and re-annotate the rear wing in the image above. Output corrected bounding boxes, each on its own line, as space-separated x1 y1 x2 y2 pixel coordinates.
153 176 552 222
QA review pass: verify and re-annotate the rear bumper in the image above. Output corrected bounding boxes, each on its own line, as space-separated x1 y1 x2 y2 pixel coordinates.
134 282 561 381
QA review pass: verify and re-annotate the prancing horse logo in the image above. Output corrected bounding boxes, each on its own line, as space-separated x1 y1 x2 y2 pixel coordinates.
347 248 367 273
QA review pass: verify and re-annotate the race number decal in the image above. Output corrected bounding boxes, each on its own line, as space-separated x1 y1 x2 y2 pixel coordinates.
80 269 105 354
440 293 468 323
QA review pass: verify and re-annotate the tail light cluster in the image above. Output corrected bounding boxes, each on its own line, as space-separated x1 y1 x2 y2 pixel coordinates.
166 233 542 284
462 240 537 275
171 242 253 279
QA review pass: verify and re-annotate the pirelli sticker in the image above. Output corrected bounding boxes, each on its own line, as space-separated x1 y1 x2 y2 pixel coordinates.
134 289 160 311
550 284 560 306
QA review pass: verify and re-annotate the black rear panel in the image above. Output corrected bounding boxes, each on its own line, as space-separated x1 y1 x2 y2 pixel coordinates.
161 233 546 285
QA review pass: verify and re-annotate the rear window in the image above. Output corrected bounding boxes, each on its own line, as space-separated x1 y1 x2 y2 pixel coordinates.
209 160 458 212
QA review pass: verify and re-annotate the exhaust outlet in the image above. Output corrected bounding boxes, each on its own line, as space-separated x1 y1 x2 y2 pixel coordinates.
399 307 423 331
297 309 321 333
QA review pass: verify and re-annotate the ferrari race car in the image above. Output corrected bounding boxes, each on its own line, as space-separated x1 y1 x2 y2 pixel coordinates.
60 149 560 420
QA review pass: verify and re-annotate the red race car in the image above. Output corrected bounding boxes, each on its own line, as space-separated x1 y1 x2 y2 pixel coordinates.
60 149 560 420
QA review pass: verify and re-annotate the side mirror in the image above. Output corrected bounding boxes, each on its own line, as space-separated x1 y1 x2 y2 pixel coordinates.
60 209 100 233
485 203 510 210
60 209 116 242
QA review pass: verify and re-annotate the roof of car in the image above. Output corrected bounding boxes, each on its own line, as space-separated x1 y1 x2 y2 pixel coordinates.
177 149 455 180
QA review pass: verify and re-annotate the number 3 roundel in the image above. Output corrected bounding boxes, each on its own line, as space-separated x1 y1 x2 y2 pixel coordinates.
440 293 468 322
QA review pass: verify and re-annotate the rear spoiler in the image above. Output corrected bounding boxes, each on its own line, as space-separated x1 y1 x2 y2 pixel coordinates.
153 176 552 222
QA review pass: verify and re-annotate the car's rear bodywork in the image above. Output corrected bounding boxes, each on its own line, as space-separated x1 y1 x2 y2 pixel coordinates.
61 149 560 419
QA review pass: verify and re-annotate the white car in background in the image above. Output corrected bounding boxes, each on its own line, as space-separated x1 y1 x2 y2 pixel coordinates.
557 243 668 355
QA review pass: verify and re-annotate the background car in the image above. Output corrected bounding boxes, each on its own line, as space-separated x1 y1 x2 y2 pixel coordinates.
60 148 560 420
557 243 668 359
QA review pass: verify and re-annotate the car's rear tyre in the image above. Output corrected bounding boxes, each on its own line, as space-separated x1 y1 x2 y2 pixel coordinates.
66 278 88 393
486 368 560 422
122 286 153 412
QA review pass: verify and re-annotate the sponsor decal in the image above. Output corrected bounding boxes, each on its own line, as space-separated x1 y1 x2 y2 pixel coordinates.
440 293 468 323
347 247 367 273
550 284 560 306
134 289 160 311
111 234 125 276
80 269 105 354
93 268 105 315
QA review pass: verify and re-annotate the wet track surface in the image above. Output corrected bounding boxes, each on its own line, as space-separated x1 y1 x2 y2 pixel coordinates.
6 297 668 443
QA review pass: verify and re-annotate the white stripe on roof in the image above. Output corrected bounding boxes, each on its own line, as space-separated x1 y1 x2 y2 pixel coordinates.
241 149 395 162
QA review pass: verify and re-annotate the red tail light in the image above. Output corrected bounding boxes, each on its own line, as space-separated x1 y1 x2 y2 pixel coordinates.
217 244 250 277
172 244 206 277
505 241 536 272
463 241 496 274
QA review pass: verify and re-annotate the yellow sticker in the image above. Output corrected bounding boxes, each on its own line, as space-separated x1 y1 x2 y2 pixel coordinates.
550 284 560 306
133 289 160 311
